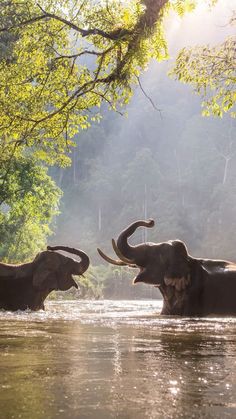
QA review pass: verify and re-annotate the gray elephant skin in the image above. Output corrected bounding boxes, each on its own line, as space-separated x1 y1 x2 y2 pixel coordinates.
0 246 89 311
98 219 236 316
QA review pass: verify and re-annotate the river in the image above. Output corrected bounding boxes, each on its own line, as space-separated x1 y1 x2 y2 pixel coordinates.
1 300 236 418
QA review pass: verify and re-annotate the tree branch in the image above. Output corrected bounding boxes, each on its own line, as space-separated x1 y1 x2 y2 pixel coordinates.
137 76 162 116
36 3 132 40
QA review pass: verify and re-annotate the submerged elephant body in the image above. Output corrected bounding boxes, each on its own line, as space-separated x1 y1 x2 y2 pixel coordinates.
0 246 89 311
160 257 236 316
98 219 236 316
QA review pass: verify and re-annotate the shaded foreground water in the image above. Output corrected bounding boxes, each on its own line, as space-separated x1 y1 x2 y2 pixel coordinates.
1 300 236 419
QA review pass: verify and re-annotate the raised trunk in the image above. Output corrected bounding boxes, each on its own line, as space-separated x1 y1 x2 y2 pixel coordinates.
47 246 90 274
116 219 154 262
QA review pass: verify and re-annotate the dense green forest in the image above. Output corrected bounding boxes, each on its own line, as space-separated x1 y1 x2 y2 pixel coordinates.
0 0 235 299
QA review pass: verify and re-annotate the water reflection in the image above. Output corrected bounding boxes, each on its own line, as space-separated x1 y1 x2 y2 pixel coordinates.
0 300 236 418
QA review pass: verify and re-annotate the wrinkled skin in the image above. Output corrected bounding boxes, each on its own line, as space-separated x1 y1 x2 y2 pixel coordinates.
0 246 89 311
98 219 236 316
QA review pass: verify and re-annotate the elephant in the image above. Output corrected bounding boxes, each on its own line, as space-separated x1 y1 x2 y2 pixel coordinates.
0 245 89 311
97 219 236 316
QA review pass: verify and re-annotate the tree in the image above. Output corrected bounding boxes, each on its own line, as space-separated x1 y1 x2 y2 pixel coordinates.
170 16 236 117
0 156 61 262
0 0 201 168
0 1 28 60
0 2 62 261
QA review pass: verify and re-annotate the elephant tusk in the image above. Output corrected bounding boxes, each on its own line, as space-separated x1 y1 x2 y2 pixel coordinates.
97 248 129 266
111 239 135 264
71 278 78 289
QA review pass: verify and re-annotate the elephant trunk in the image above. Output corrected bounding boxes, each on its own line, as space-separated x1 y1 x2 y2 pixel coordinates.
47 246 90 275
116 219 155 263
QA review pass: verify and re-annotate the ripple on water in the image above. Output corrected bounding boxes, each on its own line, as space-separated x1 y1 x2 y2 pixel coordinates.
1 300 236 333
0 300 161 323
1 299 236 419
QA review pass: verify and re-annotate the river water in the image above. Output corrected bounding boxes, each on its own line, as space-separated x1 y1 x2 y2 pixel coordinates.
1 300 236 419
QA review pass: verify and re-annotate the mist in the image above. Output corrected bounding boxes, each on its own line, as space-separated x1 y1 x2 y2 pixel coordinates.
51 0 236 297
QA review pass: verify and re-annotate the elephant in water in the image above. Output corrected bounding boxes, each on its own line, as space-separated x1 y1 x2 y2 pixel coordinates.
0 246 89 311
98 219 236 316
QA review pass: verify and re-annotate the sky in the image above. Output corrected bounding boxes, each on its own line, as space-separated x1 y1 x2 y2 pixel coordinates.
166 0 235 52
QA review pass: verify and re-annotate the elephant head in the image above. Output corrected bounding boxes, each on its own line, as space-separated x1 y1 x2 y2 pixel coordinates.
97 219 190 292
0 245 90 311
32 245 90 291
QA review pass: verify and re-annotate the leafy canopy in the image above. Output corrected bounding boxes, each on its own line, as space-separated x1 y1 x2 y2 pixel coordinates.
0 0 206 166
170 19 236 118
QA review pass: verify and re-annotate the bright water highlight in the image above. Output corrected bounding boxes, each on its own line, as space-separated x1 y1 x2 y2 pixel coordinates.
1 300 236 418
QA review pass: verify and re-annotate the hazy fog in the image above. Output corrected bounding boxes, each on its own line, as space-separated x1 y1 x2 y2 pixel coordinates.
53 0 236 270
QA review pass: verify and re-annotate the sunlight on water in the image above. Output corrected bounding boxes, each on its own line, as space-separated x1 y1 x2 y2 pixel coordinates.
1 300 236 419
1 299 236 330
0 299 162 324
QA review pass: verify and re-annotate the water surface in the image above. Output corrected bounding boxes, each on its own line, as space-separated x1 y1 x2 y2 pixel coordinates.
1 300 236 418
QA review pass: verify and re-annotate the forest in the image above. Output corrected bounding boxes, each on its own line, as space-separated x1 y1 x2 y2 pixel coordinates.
0 0 235 299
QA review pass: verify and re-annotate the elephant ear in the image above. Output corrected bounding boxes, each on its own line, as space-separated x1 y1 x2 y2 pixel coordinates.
201 259 228 274
33 268 58 290
164 240 190 291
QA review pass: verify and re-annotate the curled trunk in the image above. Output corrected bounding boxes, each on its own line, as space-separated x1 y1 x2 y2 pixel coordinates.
116 219 154 263
97 247 128 266
47 246 90 274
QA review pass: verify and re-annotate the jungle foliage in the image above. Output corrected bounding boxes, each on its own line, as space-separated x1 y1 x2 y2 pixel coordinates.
171 15 236 117
0 0 214 166
0 156 61 262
